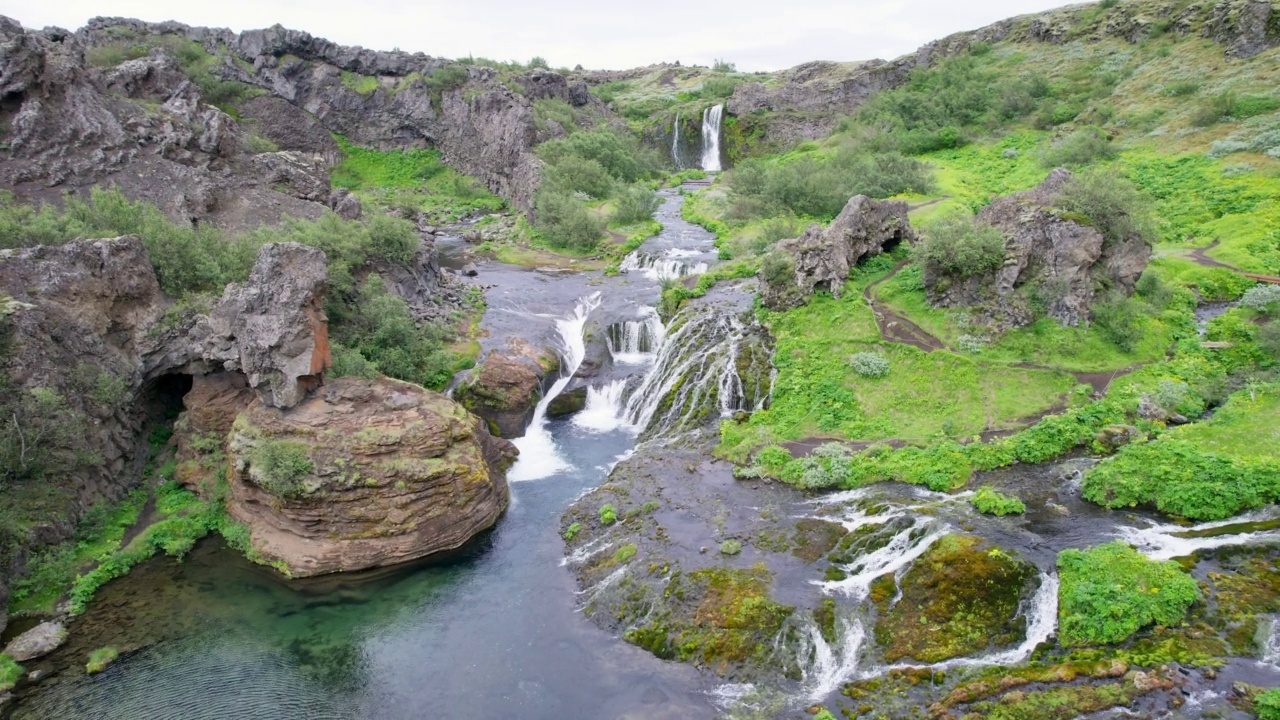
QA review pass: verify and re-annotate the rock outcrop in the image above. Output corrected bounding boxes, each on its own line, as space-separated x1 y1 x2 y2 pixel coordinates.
760 195 916 311
921 169 1151 328
222 377 514 576
453 352 547 438
2 621 67 662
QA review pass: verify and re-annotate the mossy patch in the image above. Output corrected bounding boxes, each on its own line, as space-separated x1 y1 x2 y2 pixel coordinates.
791 518 848 563
874 534 1033 663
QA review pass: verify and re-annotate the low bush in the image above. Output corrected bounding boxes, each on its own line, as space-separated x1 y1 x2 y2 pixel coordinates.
252 440 314 498
1241 285 1280 313
533 188 605 251
916 215 1007 277
1055 170 1156 247
599 504 618 525
849 352 891 378
970 485 1025 516
563 522 582 541
612 185 661 225
614 543 638 562
1258 688 1280 720
1040 126 1116 168
0 654 21 691
1057 542 1199 646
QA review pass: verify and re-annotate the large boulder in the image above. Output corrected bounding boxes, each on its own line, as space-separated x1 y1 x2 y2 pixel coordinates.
921 169 1151 328
760 195 916 311
453 351 546 438
2 621 67 662
222 377 515 577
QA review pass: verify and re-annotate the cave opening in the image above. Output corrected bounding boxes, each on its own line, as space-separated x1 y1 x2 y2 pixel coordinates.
139 372 194 424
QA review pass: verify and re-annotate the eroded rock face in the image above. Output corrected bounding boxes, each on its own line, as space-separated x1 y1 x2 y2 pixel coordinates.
453 352 545 438
223 377 514 577
922 169 1151 328
760 195 916 311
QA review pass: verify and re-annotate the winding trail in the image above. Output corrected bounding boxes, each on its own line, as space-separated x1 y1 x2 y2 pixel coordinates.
1190 240 1280 284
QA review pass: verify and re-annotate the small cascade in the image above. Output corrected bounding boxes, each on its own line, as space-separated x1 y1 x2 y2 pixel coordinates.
606 308 666 364
622 304 772 438
572 379 629 434
618 250 709 282
701 104 724 172
671 112 681 168
1114 506 1280 561
508 292 602 482
1262 616 1280 665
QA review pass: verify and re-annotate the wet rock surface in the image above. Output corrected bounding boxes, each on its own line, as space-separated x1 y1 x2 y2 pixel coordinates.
3 623 67 662
453 352 548 438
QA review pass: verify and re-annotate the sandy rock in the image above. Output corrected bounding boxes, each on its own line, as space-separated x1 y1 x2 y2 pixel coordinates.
222 377 514 577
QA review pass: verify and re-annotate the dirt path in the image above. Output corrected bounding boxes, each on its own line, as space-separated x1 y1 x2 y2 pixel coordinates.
862 260 947 352
1189 240 1280 284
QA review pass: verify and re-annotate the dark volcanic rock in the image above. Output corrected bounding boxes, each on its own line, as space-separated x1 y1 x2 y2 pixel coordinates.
921 169 1151 329
760 195 916 311
453 352 545 438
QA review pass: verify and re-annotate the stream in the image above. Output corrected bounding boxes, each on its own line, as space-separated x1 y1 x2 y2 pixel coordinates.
9 190 1280 719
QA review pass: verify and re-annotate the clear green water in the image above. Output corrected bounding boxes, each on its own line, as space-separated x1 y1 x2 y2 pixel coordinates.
12 420 713 719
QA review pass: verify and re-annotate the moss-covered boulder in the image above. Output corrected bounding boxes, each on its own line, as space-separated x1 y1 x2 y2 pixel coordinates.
453 351 545 438
873 534 1034 663
223 377 515 577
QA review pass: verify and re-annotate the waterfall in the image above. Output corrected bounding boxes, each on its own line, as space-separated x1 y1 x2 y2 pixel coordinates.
572 379 629 434
618 251 709 282
701 104 723 172
622 305 771 438
1263 616 1280 665
606 308 666 364
508 292 602 482
1114 506 1280 561
672 112 681 168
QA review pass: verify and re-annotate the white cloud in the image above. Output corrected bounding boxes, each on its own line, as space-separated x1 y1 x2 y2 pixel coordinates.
0 0 1071 71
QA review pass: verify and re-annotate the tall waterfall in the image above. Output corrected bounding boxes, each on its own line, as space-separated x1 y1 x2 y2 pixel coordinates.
671 112 681 168
508 292 602 482
700 104 723 172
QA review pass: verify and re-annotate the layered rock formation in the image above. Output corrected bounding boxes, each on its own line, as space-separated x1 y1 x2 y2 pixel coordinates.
922 169 1151 328
454 349 554 438
760 195 916 311
222 377 514 577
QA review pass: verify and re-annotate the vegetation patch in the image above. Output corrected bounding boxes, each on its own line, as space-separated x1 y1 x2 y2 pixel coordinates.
970 485 1026 516
1057 541 1199 647
874 534 1033 663
0 653 22 692
85 646 120 674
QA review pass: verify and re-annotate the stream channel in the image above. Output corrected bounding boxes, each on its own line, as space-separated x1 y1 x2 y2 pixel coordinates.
9 189 1280 719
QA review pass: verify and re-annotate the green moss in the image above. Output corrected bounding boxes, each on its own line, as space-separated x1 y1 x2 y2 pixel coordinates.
875 534 1033 663
1057 541 1200 647
85 646 119 674
563 522 582 541
614 543 638 563
340 71 380 96
970 485 1026 516
598 504 618 525
0 653 22 692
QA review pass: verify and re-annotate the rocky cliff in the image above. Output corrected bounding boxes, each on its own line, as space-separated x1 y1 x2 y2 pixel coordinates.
921 169 1152 328
760 195 916 311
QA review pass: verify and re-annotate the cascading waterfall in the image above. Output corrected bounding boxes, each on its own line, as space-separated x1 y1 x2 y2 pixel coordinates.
618 251 709 282
572 379 629 434
1263 616 1280 665
622 304 770 438
606 308 666 364
1114 506 1280 561
671 112 681 168
701 104 723 172
508 292 602 482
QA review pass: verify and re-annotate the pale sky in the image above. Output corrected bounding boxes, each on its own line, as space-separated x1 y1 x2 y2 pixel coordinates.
1 0 1072 72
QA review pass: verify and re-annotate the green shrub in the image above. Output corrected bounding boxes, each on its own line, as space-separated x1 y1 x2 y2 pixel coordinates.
0 654 21 692
970 485 1025 515
1040 126 1116 168
719 539 743 555
1262 319 1280 358
1055 170 1156 247
252 440 314 497
1057 541 1199 646
533 188 605 251
1091 293 1145 352
849 352 891 378
331 275 458 390
612 185 661 225
563 522 582 541
543 154 615 199
599 504 618 525
1257 688 1280 720
86 646 119 674
917 215 1007 277
1242 285 1280 313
